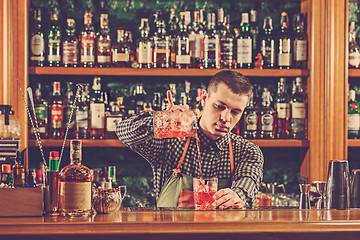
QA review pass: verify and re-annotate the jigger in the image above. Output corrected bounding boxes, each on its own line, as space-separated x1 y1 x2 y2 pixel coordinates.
313 181 327 209
299 184 311 209
350 169 360 208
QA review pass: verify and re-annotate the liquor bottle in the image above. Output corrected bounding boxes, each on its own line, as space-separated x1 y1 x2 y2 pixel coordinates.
30 8 45 66
175 12 191 69
30 83 48 139
49 151 60 172
49 81 64 139
63 82 75 139
201 12 220 69
349 22 360 69
189 10 205 68
168 8 178 67
258 88 275 139
89 77 105 139
80 11 96 67
184 80 194 108
348 89 360 139
249 9 260 57
133 83 146 114
242 91 259 139
47 7 61 67
278 12 292 69
259 16 276 68
97 14 112 67
62 19 78 67
105 101 125 139
220 14 234 69
13 151 25 187
75 85 89 139
59 140 93 217
275 78 291 139
153 11 171 68
290 77 307 139
112 30 129 67
1 164 11 186
237 13 253 69
293 13 308 69
108 166 118 187
153 92 162 111
137 18 152 68
124 31 136 67
25 169 37 187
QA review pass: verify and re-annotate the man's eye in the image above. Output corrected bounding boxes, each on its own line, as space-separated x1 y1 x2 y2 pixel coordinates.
215 104 225 110
232 110 241 116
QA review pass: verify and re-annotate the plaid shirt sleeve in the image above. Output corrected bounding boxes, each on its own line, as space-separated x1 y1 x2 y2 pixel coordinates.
231 139 264 208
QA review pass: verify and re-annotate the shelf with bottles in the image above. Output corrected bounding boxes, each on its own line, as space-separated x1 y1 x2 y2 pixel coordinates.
348 139 360 147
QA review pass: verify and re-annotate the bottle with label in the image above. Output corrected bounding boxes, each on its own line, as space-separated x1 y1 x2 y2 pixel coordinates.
62 19 78 67
349 22 360 69
63 82 75 139
133 83 147 114
242 92 258 139
112 29 129 67
89 77 105 139
259 16 276 68
80 11 96 67
168 8 179 68
189 10 205 68
75 84 89 139
249 9 259 58
30 83 48 139
175 12 191 69
47 7 61 67
105 101 125 139
201 12 220 69
59 140 93 217
278 12 292 69
137 18 152 68
258 88 275 139
152 92 162 111
97 14 112 67
30 8 45 66
290 77 307 139
50 81 64 139
25 169 37 188
125 31 135 67
293 13 308 69
237 13 253 69
13 151 25 187
275 78 291 139
220 14 234 69
153 10 171 68
348 89 360 139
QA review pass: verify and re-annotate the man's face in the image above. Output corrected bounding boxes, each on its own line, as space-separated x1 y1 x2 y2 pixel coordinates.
199 82 249 141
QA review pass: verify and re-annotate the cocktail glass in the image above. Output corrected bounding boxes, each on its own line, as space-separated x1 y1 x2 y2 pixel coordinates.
193 177 218 210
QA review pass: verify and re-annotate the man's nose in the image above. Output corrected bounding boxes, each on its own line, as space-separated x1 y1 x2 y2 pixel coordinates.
220 110 231 123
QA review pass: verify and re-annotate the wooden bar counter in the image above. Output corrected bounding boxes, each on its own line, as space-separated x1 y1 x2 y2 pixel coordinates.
1 208 360 240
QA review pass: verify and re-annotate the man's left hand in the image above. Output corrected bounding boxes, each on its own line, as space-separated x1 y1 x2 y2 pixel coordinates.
213 188 245 209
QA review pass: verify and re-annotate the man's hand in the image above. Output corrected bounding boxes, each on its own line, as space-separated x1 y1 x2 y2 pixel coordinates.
214 188 245 209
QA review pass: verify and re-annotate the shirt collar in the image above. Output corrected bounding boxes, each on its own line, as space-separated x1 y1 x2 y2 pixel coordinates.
197 127 231 151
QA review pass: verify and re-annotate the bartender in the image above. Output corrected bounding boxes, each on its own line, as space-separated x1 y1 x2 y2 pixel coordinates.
116 70 264 209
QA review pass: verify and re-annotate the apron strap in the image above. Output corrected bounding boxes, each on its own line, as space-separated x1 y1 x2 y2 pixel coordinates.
229 139 234 177
173 137 191 176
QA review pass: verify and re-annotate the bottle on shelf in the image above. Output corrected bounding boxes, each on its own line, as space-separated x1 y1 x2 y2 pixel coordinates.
175 12 191 69
62 18 78 67
30 82 48 139
63 82 75 139
236 13 253 69
259 16 276 68
133 83 147 114
124 31 135 67
97 14 112 67
349 21 360 69
292 13 308 69
258 88 275 139
137 18 153 68
242 91 259 139
168 8 179 67
278 12 292 69
105 100 126 139
201 12 220 69
153 10 171 68
25 169 37 187
348 89 360 139
249 9 260 59
189 10 205 68
219 13 234 69
89 76 105 139
80 11 96 68
59 140 93 217
152 92 162 111
275 78 291 139
30 8 45 67
290 77 307 139
112 29 130 67
75 84 89 139
12 151 25 187
47 6 61 67
49 81 64 139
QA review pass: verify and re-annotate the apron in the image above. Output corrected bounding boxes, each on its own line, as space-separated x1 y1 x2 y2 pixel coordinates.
157 137 234 208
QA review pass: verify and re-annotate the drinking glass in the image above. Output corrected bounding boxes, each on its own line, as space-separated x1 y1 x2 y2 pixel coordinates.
350 169 360 208
193 177 218 210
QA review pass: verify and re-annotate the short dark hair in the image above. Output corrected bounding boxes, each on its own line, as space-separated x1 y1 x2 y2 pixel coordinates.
207 70 252 97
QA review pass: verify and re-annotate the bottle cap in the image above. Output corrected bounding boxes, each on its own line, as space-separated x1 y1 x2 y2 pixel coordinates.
1 164 11 173
50 151 59 159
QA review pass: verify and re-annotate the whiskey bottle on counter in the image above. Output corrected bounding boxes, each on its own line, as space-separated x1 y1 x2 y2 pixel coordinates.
62 19 78 67
97 14 112 67
89 77 105 139
30 8 45 66
290 77 307 139
30 83 48 139
278 12 292 69
59 140 93 217
47 7 61 67
275 78 291 139
49 81 64 139
258 88 275 139
12 151 25 187
80 11 96 67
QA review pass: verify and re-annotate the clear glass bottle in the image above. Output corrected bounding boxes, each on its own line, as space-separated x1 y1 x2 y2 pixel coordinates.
80 11 96 67
237 13 253 69
348 89 360 139
105 101 125 139
293 13 308 69
290 77 307 139
249 9 259 58
59 140 93 217
278 12 292 69
201 12 220 69
133 83 146 114
13 151 25 187
137 18 152 68
349 22 360 69
275 78 291 139
30 8 45 67
259 16 276 68
112 29 129 67
62 18 78 67
75 85 89 139
96 14 112 67
258 88 275 139
30 83 48 139
89 77 105 139
175 12 191 69
220 14 234 69
153 10 171 68
47 7 61 67
189 10 205 68
63 82 75 139
168 8 179 68
49 81 64 139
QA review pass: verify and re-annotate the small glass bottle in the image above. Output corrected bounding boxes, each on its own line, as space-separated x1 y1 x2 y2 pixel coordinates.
278 12 292 69
13 151 25 187
96 14 112 67
290 77 307 139
242 92 258 139
259 16 276 69
80 11 96 67
237 13 253 69
293 13 308 69
89 77 105 139
30 8 45 66
49 81 64 139
189 10 205 68
112 30 129 67
137 18 152 68
249 9 259 58
349 22 360 69
25 169 37 187
62 18 78 67
47 7 61 67
258 88 275 139
59 140 93 217
275 78 291 139
30 83 48 139
175 12 191 69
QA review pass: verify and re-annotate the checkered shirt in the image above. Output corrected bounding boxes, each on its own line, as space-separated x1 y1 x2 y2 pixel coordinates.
116 112 264 208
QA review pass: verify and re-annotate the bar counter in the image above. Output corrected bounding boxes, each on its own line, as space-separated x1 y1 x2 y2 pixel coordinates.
1 208 360 239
